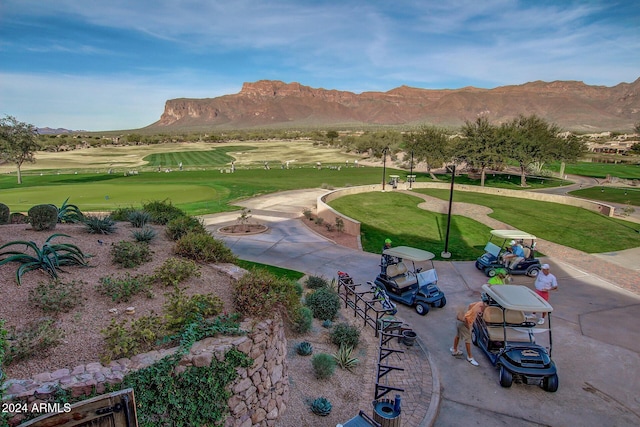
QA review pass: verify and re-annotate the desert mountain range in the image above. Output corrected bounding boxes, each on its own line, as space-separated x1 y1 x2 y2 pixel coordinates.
150 78 640 132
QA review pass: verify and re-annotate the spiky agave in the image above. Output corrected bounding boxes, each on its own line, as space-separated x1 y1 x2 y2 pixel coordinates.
0 234 91 285
310 397 332 416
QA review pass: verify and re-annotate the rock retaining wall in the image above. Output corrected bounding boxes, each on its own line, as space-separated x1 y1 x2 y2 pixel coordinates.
2 318 288 427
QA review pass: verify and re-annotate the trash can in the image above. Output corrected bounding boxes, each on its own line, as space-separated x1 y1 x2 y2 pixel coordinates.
401 330 417 346
372 397 401 427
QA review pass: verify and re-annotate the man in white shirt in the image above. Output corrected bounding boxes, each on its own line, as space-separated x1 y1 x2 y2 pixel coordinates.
534 263 558 324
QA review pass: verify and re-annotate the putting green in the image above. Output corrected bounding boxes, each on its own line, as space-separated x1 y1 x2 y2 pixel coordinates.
1 183 218 212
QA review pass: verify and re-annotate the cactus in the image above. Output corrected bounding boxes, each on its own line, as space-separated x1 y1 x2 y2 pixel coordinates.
311 397 332 416
296 341 313 356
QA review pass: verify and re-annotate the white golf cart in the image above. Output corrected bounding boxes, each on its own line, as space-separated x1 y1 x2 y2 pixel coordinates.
475 229 541 277
472 284 558 392
373 246 446 315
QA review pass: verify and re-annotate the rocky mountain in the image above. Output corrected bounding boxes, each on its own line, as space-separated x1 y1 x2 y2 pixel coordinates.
150 78 640 132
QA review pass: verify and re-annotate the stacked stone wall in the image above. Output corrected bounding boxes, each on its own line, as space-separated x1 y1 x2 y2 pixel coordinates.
3 318 288 427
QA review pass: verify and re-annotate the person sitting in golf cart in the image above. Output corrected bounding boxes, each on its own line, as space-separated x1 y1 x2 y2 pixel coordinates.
381 238 398 269
502 240 525 269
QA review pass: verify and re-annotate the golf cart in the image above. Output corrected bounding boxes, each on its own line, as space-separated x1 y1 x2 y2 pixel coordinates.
373 246 446 315
472 284 558 392
475 230 541 277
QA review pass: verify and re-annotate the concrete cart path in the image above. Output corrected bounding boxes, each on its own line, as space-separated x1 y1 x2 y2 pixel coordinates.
201 188 640 427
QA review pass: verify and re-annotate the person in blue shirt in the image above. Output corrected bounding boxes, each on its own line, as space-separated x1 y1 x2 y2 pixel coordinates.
502 240 525 269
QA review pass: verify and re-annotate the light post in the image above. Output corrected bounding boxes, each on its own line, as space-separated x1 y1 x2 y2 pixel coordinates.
409 150 414 190
441 164 456 259
382 147 388 191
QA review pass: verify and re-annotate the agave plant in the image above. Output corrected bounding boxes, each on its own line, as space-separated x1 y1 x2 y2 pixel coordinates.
0 234 91 285
57 197 84 223
310 397 332 416
332 344 359 371
296 341 313 356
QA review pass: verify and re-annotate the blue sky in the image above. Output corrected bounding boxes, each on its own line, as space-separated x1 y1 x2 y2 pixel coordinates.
1 0 639 131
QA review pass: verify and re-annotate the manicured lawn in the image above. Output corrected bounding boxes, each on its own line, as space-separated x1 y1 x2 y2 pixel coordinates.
545 161 640 179
569 187 640 206
328 192 492 260
236 260 305 282
433 172 567 189
416 189 640 253
0 167 390 215
143 146 252 167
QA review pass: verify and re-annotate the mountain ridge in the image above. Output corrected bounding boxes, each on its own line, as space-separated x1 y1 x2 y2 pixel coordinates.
150 78 640 132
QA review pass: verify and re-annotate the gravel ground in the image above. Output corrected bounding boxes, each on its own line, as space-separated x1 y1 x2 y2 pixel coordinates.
0 222 376 426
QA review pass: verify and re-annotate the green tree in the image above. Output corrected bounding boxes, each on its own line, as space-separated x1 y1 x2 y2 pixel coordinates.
550 133 586 178
326 130 339 144
0 115 40 184
498 115 563 187
629 142 640 154
457 117 501 186
634 121 640 134
404 125 449 179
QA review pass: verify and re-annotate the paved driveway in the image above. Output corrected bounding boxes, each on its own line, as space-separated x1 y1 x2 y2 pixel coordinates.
203 189 640 427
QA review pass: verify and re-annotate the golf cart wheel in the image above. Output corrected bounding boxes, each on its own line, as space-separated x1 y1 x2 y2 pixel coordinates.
499 366 513 388
415 303 429 316
543 373 559 392
471 328 478 346
434 296 447 308
486 268 497 277
527 267 540 277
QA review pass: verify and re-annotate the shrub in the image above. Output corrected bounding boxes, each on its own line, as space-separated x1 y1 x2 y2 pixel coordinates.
97 273 154 302
310 397 332 416
305 286 340 321
332 345 359 371
57 197 84 223
330 322 361 348
296 341 313 356
325 223 334 232
335 217 345 233
174 232 236 263
232 269 300 322
305 275 329 289
311 353 336 379
292 306 313 334
83 214 117 234
9 212 28 224
303 208 313 220
153 257 201 286
100 315 163 363
163 287 224 332
132 226 157 243
28 279 84 313
0 234 91 285
128 210 151 228
166 216 206 241
314 217 324 226
0 203 9 224
5 318 64 364
110 206 137 221
293 281 304 297
111 240 152 268
28 204 58 231
142 199 185 225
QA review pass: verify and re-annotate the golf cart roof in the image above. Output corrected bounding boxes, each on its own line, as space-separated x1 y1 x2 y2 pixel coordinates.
382 246 435 262
490 229 537 240
482 284 553 313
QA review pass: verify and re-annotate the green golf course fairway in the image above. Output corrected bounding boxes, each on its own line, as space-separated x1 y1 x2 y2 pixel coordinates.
1 183 218 212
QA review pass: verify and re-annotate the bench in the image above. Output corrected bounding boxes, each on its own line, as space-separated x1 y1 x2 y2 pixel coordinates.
385 262 416 289
483 306 532 343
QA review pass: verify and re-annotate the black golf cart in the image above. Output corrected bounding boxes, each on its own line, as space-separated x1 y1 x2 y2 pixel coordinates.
475 229 541 277
472 284 558 392
373 246 446 315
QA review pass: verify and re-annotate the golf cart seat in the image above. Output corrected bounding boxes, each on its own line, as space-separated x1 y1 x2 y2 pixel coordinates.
483 306 532 342
386 262 416 289
523 247 532 259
